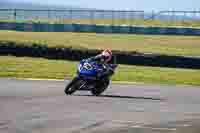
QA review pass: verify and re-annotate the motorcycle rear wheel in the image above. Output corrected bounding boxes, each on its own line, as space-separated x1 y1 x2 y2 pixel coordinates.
91 80 109 96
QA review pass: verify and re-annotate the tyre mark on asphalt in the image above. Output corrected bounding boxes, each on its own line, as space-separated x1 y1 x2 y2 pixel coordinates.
0 120 10 130
71 120 107 133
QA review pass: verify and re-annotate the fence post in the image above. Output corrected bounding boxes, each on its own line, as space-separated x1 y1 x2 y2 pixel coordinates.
123 10 126 25
131 11 135 26
14 9 17 21
48 9 50 22
102 10 105 25
193 10 196 19
172 10 175 21
90 10 94 25
47 10 50 31
142 11 145 20
111 10 114 25
151 10 155 20
183 11 186 22
129 11 132 26
70 9 72 24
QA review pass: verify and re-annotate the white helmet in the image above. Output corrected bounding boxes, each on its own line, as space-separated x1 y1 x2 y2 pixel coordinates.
101 49 112 62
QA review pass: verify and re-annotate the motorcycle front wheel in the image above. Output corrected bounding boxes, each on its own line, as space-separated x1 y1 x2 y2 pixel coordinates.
64 77 80 95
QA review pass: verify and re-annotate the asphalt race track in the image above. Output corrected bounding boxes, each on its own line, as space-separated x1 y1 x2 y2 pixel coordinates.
1 78 200 133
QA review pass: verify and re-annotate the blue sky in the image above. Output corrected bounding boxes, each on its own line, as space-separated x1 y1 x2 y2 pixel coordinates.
10 0 200 11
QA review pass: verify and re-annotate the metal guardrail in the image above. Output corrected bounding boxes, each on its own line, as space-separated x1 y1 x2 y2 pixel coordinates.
148 10 200 21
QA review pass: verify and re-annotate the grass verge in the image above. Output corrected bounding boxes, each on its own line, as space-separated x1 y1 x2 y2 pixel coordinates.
0 31 200 57
1 56 200 86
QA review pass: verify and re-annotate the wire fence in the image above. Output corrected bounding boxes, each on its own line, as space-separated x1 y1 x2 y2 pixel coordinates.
0 9 200 27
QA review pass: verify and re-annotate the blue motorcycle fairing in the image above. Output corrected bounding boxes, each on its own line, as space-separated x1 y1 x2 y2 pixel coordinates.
77 60 104 79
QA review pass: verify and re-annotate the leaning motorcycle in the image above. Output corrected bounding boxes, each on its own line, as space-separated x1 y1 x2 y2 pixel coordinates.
64 59 118 96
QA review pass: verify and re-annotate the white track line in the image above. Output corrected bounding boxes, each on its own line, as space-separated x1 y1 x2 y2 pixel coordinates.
132 126 177 131
3 77 199 87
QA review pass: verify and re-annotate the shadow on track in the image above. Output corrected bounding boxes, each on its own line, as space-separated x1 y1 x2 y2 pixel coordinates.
73 94 164 101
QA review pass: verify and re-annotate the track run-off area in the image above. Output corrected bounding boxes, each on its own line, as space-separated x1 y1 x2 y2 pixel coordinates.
1 78 200 133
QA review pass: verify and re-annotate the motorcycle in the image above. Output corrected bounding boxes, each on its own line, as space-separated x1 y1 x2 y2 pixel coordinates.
64 59 118 96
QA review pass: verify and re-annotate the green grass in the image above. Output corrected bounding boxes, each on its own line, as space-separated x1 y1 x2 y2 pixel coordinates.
1 19 200 28
0 31 200 56
1 56 200 86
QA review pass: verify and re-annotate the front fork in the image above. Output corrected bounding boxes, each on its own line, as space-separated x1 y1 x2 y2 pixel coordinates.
79 81 86 89
78 79 97 91
77 80 91 90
